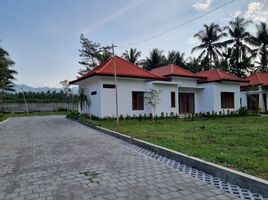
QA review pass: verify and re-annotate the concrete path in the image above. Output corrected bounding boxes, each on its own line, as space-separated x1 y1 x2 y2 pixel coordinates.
0 116 237 200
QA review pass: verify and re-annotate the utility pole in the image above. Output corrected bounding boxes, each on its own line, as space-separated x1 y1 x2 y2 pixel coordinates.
101 44 119 129
21 89 29 116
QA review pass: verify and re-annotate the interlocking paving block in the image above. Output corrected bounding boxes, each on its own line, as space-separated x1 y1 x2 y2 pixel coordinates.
119 140 266 200
0 116 264 200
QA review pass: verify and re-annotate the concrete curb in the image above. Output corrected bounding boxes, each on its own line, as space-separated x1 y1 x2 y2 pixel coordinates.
0 118 9 125
79 120 268 197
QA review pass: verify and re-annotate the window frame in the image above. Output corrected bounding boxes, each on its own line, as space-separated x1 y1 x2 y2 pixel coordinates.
91 91 97 95
221 92 234 109
171 91 176 108
132 91 144 110
103 84 115 89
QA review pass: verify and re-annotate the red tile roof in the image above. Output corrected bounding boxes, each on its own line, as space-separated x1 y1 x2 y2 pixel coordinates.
196 69 249 83
150 64 205 79
70 56 165 84
241 72 268 87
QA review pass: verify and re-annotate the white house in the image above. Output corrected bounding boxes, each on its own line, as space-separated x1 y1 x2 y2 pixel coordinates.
240 72 268 113
70 56 248 117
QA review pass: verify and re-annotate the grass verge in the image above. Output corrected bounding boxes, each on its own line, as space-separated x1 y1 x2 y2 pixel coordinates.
80 116 268 180
0 113 7 122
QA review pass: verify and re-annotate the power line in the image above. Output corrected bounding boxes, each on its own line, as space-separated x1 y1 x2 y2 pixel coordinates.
118 0 236 49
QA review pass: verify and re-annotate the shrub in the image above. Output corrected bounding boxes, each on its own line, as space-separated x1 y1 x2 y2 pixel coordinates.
80 113 90 119
66 110 80 120
119 114 124 120
238 106 248 116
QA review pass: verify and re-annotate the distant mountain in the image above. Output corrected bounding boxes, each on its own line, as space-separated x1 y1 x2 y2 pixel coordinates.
14 84 78 94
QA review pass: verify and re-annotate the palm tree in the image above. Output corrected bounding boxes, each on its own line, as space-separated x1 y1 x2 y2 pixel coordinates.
186 57 202 72
141 48 167 70
167 51 187 68
191 23 227 68
122 48 141 64
223 17 253 76
250 22 268 72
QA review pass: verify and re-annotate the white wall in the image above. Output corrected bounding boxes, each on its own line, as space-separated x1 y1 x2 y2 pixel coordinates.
171 77 198 87
199 82 241 113
146 82 178 116
76 75 243 117
240 92 248 108
77 77 101 116
100 77 148 118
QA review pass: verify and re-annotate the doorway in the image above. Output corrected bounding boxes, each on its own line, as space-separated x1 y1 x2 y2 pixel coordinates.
179 93 195 114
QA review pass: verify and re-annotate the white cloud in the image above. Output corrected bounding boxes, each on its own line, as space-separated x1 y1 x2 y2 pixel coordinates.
192 0 212 11
220 10 241 22
244 1 268 22
233 10 242 17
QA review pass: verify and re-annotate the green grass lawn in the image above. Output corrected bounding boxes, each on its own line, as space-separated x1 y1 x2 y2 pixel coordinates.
0 113 7 122
82 116 268 180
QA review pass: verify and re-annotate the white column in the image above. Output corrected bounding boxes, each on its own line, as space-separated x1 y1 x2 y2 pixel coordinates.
258 86 265 113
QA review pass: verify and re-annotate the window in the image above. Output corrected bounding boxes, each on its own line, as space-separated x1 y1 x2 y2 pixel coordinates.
171 92 176 108
91 91 97 95
132 91 144 110
103 84 115 89
221 92 234 108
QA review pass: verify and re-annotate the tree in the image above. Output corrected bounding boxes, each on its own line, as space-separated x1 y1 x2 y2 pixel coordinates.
223 17 253 77
250 22 268 71
78 34 112 75
122 48 141 64
141 48 167 70
192 23 227 67
0 44 17 94
60 80 72 112
167 51 187 68
144 89 162 118
78 88 90 114
186 57 202 72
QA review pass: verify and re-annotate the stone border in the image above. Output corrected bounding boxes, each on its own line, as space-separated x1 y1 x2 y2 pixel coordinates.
79 121 268 197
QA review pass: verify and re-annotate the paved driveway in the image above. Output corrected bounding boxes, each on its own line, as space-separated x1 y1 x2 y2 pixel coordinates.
0 116 237 200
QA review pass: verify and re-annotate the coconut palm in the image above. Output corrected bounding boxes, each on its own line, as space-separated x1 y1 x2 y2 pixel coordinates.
186 57 203 72
141 48 167 70
223 17 253 76
167 51 187 68
250 22 268 71
191 23 227 68
122 48 141 64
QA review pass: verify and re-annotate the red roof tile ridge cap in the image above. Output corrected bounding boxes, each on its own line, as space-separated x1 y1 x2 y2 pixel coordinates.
255 72 262 84
215 68 224 79
170 64 174 74
115 55 164 79
166 64 196 75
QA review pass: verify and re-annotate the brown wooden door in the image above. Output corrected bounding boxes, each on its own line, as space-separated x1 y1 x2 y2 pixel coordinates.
179 93 195 114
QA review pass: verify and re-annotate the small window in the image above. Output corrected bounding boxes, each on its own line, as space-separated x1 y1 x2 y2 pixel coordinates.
171 92 176 108
132 91 144 110
221 92 234 108
91 91 97 95
103 84 115 89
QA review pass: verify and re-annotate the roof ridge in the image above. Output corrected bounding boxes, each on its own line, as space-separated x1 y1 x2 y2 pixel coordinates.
255 72 262 84
171 64 174 74
162 64 194 75
115 55 164 79
216 68 224 79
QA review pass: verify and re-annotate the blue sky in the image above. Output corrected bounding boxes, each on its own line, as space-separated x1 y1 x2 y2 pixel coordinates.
0 0 267 87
